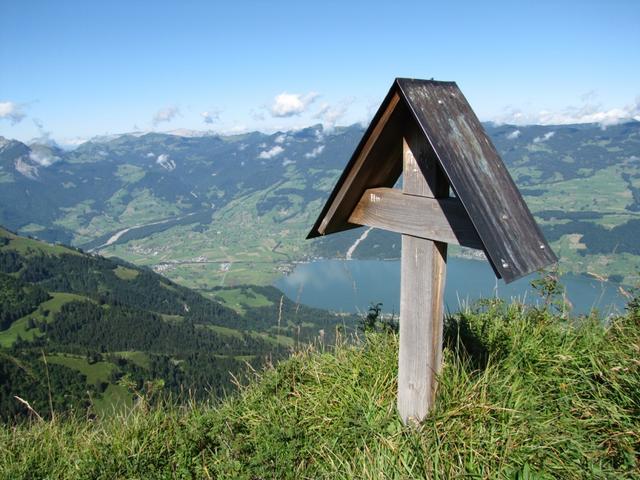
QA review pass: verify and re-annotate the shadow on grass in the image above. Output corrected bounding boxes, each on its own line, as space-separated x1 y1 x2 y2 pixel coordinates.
443 313 491 371
442 300 515 371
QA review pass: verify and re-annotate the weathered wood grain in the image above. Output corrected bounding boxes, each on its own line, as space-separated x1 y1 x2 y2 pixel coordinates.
308 78 557 283
397 127 447 424
396 78 557 282
348 187 483 249
317 92 402 236
307 77 559 426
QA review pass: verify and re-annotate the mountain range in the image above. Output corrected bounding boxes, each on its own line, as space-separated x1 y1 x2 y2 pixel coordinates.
1 120 639 289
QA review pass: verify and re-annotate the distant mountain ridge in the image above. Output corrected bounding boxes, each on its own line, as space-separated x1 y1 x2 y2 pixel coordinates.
0 124 357 244
1 120 639 286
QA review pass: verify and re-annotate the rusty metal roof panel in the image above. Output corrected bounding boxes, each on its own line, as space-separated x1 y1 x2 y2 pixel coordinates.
396 78 557 282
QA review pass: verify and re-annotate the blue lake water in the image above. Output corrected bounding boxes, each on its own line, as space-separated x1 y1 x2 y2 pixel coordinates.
275 258 627 316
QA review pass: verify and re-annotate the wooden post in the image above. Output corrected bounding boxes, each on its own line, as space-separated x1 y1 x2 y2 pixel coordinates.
398 128 448 424
309 79 558 425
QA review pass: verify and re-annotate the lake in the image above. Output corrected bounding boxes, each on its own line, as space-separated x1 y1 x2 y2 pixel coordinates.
275 257 627 316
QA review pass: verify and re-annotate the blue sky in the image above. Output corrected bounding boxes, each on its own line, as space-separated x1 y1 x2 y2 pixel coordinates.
1 0 639 145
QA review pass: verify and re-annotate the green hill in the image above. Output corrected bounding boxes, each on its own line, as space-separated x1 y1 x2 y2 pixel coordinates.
0 227 354 422
2 297 638 478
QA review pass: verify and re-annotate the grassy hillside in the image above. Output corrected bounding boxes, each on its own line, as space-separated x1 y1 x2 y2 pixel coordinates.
2 298 638 478
0 227 354 421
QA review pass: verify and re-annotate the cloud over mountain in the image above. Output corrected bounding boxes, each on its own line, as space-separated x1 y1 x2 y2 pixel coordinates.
304 145 325 158
533 131 555 143
493 95 640 127
201 110 220 124
506 129 521 140
156 153 176 170
270 92 318 117
153 107 180 126
257 145 284 159
314 98 353 130
29 147 60 166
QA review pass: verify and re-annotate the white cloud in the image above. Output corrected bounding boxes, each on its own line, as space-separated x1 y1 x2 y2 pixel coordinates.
152 106 180 126
361 99 380 127
32 118 56 146
29 148 60 167
274 134 288 144
57 137 88 149
270 92 319 117
201 110 220 124
533 131 555 143
493 95 640 127
257 145 284 159
282 158 295 167
156 153 176 171
314 98 353 130
506 129 521 140
0 101 26 124
224 124 248 134
304 145 325 159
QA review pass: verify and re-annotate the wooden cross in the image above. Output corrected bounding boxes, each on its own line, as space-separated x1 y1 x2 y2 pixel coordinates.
348 124 477 423
308 78 557 424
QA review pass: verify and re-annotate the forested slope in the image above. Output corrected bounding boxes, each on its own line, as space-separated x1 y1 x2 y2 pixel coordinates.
0 227 353 422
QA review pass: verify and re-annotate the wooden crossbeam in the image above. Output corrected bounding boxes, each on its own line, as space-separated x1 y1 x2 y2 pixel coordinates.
348 187 483 250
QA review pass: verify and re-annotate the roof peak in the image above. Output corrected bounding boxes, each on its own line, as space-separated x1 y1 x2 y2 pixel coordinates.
308 78 556 283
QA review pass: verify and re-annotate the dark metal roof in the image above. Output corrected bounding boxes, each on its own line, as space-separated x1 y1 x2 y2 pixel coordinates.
308 78 557 283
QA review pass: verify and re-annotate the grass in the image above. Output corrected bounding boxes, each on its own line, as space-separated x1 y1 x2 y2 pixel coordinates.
55 188 183 245
105 175 640 292
113 265 139 280
0 227 81 257
525 165 634 216
1 300 638 478
516 160 640 284
256 332 295 347
515 162 640 284
91 384 133 416
200 323 294 347
83 156 640 291
0 292 91 348
200 324 244 339
160 313 184 324
44 354 133 416
115 164 146 183
213 287 273 314
102 183 321 288
45 355 116 385
114 351 152 369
